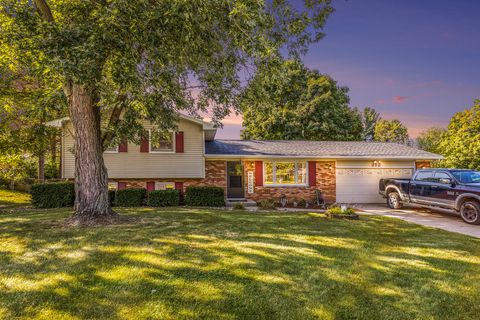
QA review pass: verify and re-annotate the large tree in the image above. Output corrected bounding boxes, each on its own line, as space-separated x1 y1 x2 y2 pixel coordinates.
374 119 409 144
240 59 362 140
1 0 334 225
440 100 480 169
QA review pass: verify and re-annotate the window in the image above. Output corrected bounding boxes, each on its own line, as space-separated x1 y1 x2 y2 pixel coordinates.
155 182 175 190
108 182 118 190
415 171 435 182
452 171 480 184
435 172 452 184
150 130 174 152
264 161 307 186
104 145 119 153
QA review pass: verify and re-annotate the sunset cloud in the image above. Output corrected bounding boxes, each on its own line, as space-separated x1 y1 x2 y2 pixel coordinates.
375 99 386 105
392 96 410 104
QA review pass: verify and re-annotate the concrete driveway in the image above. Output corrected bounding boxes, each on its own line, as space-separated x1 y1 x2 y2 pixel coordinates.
356 204 480 238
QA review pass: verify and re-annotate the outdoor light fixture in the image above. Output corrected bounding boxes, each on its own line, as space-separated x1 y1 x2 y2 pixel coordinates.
372 161 381 167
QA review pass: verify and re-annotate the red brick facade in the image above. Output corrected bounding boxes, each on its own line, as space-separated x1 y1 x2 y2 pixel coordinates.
112 160 336 204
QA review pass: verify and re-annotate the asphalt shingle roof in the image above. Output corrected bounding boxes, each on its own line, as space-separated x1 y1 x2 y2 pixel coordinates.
205 140 443 159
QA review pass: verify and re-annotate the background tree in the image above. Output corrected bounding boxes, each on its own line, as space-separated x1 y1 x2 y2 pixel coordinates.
0 67 66 182
241 59 362 141
360 107 381 141
1 0 334 225
416 127 447 154
374 119 410 144
440 100 480 169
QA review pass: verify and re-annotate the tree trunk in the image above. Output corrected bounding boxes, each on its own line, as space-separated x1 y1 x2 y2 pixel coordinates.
64 82 117 225
38 153 45 183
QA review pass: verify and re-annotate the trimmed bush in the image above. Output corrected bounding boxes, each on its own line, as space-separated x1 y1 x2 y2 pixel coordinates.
108 189 116 206
148 190 180 207
185 186 225 207
115 188 146 207
30 182 75 208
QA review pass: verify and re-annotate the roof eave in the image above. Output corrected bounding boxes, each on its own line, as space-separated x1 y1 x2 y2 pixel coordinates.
204 154 444 160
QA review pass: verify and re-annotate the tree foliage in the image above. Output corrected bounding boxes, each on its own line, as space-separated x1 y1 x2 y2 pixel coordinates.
416 127 447 154
374 119 409 144
240 59 362 141
360 107 381 141
440 100 480 169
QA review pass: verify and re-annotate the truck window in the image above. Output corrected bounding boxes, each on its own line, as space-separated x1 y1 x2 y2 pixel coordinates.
415 171 435 182
434 172 452 184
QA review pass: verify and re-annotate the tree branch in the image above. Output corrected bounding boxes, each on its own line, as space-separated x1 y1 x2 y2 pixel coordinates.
33 0 55 22
101 95 127 148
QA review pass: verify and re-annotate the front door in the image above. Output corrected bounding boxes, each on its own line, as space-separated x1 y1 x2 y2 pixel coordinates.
227 161 244 199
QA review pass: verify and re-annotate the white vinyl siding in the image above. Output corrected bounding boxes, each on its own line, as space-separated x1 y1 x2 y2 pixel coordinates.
62 118 205 179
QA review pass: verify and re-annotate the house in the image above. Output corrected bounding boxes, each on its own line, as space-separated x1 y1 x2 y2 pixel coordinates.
49 115 442 204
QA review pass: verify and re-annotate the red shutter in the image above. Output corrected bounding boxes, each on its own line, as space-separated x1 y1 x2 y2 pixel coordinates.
308 161 316 186
146 181 155 192
255 161 263 187
119 139 128 152
118 182 127 190
175 131 184 153
140 134 149 153
174 182 184 191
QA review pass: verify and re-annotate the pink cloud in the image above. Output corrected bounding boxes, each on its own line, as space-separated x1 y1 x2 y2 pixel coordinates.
375 99 386 105
392 96 410 104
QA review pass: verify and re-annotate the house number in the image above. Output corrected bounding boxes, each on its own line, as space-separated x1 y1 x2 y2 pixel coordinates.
247 171 254 194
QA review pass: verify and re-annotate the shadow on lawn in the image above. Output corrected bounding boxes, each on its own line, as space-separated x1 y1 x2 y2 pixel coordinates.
0 208 479 319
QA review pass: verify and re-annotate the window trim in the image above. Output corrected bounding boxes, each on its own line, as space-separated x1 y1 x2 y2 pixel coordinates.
148 129 175 154
263 161 308 187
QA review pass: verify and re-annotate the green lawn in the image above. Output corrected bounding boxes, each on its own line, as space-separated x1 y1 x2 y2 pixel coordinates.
0 189 31 209
0 201 479 319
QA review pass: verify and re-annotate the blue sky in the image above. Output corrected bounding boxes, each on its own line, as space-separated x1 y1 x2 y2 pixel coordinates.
216 0 480 138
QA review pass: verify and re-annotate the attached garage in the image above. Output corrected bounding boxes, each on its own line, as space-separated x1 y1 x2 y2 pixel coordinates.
336 160 415 203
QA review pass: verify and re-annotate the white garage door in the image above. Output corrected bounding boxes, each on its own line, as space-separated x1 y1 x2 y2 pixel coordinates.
336 168 414 204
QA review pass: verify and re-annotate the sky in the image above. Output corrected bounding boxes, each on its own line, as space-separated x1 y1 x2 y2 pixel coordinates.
214 0 480 139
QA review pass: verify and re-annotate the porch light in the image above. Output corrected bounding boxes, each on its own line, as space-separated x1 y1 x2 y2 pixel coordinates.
372 161 381 167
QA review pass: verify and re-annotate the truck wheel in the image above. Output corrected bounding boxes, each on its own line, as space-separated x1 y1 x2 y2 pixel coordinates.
460 201 480 225
387 192 403 209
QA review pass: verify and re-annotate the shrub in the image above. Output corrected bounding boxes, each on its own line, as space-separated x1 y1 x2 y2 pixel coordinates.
298 199 307 207
148 190 180 207
115 188 146 207
185 186 225 207
108 190 116 207
257 199 276 210
326 206 356 215
233 202 246 210
30 182 75 208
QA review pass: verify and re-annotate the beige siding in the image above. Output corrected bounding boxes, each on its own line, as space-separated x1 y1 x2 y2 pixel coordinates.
62 119 205 179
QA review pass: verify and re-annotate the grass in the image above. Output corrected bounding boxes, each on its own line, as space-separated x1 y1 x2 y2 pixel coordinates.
0 203 479 319
0 189 31 209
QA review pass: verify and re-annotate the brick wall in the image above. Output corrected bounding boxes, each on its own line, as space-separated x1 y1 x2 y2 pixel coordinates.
243 160 336 204
112 160 336 204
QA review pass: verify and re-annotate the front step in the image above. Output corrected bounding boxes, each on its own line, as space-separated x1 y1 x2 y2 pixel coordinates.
226 199 257 207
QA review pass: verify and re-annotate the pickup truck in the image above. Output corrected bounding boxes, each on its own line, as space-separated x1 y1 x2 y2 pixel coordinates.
379 169 480 224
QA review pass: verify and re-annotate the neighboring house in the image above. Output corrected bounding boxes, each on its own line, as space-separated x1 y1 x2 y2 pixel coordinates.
48 115 443 204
